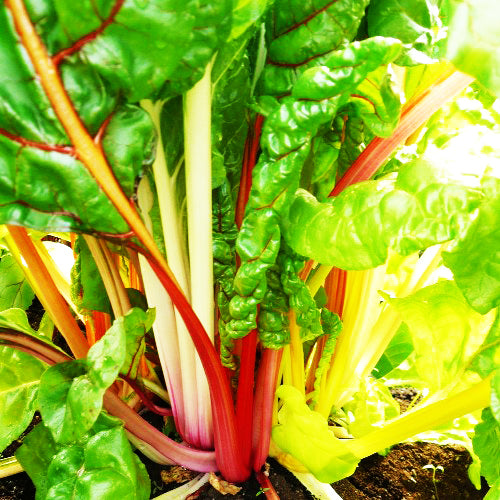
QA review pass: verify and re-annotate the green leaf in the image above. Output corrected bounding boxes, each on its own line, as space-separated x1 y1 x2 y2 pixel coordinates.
443 176 500 314
0 1 230 234
367 0 443 66
38 309 131 443
0 255 34 311
472 407 500 487
446 0 500 96
0 346 46 453
343 377 400 437
484 477 500 500
260 0 370 96
16 414 150 500
386 281 490 392
469 309 500 379
492 370 500 426
372 323 414 379
229 0 270 41
285 159 482 269
272 385 360 483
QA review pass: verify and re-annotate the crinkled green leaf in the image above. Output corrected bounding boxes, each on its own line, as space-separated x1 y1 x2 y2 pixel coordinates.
446 0 500 96
343 377 400 438
285 159 482 269
372 323 414 379
0 255 34 311
472 407 500 487
291 38 402 101
386 281 491 393
260 0 370 96
367 0 443 66
443 176 500 314
348 65 402 138
16 414 150 500
272 385 360 483
0 346 46 453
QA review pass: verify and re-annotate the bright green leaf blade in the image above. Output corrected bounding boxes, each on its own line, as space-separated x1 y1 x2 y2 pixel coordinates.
16 415 150 500
372 323 414 379
386 280 490 392
472 408 500 487
229 0 270 41
0 255 35 310
285 159 482 270
0 347 46 452
446 0 500 96
443 176 500 314
367 0 442 66
484 477 500 500
272 385 360 483
492 370 500 426
469 309 500 378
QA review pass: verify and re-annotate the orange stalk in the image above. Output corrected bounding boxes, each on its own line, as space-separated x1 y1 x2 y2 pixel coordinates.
6 226 89 358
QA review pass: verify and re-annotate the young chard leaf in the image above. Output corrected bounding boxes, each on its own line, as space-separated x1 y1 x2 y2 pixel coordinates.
0 346 46 453
38 308 150 443
16 414 150 500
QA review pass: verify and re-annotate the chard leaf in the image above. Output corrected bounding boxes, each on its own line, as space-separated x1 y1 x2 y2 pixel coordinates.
386 281 491 393
443 176 500 314
372 322 414 378
0 254 34 310
229 0 270 41
469 309 500 378
16 414 150 500
285 159 482 269
367 0 443 66
492 370 500 426
272 385 360 483
0 346 46 453
446 0 500 96
260 0 370 96
0 1 230 234
472 408 500 487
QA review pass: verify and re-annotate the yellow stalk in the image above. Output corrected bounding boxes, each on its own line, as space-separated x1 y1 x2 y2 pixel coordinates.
307 265 333 298
0 457 23 479
288 310 305 394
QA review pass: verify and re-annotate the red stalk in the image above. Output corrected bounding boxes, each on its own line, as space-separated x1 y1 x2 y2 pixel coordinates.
255 470 280 500
252 348 283 472
235 328 258 467
331 70 474 196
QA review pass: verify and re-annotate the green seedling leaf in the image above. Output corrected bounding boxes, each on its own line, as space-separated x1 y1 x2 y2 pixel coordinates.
472 408 500 487
0 346 46 452
272 385 360 483
0 254 34 310
16 414 150 500
285 159 482 270
443 176 500 314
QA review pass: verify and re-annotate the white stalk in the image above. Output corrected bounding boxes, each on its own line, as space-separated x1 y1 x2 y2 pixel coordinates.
183 60 215 448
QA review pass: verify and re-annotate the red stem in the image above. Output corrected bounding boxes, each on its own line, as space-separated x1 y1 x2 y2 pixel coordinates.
331 71 474 196
135 245 250 481
235 328 258 468
252 348 283 472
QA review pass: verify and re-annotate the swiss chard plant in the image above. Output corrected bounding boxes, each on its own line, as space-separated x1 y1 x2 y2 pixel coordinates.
0 0 499 499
